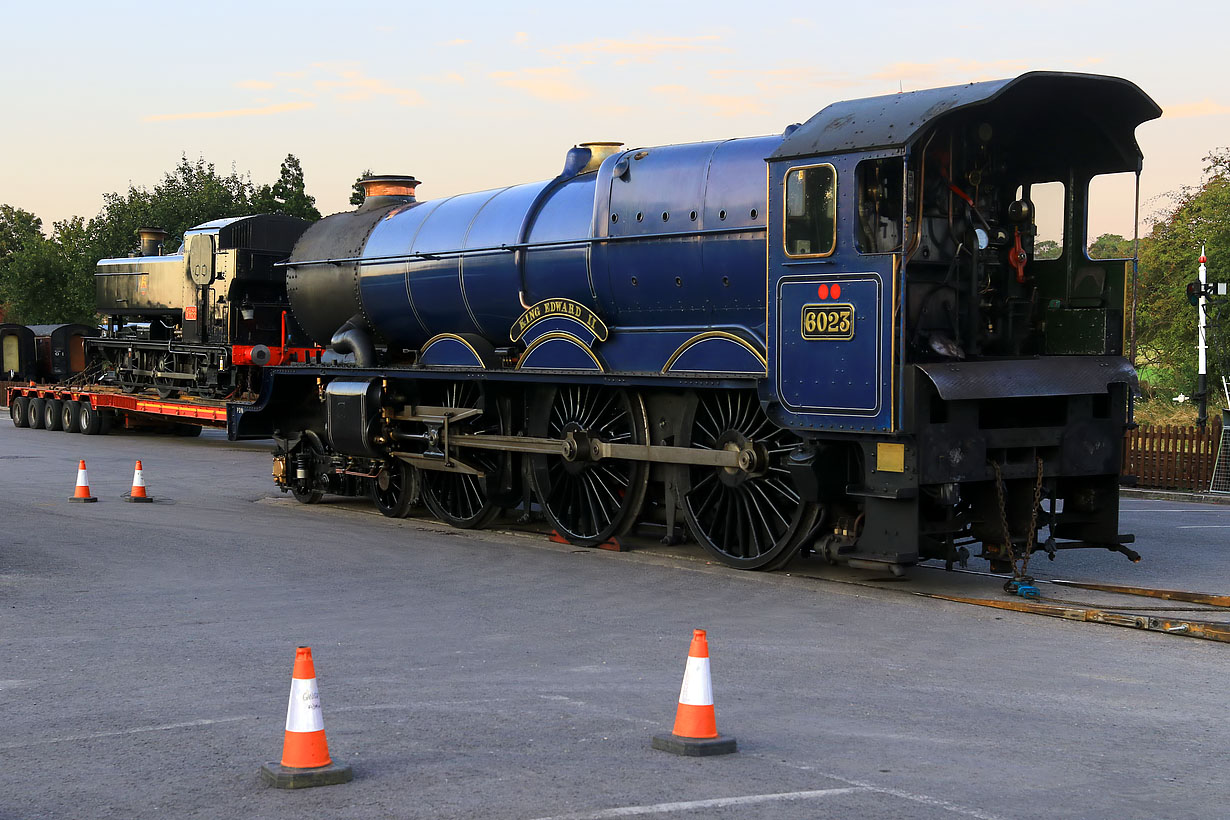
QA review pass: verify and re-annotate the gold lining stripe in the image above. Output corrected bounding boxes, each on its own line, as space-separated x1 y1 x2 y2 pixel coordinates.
515 331 604 372
663 331 767 374
421 333 486 369
891 253 899 432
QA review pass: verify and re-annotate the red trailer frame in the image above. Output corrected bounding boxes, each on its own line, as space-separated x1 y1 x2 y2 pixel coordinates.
6 383 229 433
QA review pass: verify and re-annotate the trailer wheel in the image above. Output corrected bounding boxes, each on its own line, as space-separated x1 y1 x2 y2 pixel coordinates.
28 398 45 429
62 401 82 433
79 403 104 435
173 423 202 437
43 399 63 431
11 396 31 428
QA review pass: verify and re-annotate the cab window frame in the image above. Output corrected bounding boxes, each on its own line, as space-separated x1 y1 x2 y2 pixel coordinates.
782 162 838 259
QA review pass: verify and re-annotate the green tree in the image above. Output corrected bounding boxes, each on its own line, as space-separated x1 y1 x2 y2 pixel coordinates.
1136 148 1230 395
253 154 321 220
0 204 45 318
350 169 373 206
1088 233 1139 260
91 155 256 257
2 217 96 324
0 204 43 260
1034 238 1061 260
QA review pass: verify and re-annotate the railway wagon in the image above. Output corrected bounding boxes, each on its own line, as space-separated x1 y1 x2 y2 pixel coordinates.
231 71 1160 574
1 323 37 381
28 323 99 381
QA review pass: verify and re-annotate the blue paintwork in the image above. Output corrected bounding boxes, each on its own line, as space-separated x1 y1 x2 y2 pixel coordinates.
351 135 782 376
517 334 603 371
665 334 766 376
419 335 488 368
764 152 896 433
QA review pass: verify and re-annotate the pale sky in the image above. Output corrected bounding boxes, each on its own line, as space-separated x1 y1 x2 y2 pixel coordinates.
1 0 1226 246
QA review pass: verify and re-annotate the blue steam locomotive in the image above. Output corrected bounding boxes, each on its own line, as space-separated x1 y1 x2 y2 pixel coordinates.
234 71 1160 573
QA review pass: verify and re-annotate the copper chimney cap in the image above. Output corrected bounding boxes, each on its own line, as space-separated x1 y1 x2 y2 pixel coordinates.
359 175 419 198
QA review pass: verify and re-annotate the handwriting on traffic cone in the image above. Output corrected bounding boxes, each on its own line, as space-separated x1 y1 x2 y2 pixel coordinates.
124 460 152 502
651 629 737 756
261 646 353 788
68 459 97 503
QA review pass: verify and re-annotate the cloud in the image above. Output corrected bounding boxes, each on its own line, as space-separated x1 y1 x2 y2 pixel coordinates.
490 67 589 102
442 38 470 46
543 34 726 64
651 85 768 117
314 69 424 106
514 31 529 44
1163 99 1230 119
425 71 466 85
869 59 1030 87
143 101 316 122
235 79 275 90
708 66 865 94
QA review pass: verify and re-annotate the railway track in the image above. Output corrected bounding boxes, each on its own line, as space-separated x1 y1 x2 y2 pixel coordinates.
280 492 1230 645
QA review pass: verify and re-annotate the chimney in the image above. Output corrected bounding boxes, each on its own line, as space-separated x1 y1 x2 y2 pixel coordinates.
357 175 419 211
137 227 168 257
578 142 623 174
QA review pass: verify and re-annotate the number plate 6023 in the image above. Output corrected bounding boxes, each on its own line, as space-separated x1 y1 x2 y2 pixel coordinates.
800 303 855 341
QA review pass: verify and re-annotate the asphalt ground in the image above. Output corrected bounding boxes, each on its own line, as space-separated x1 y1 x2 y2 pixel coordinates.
2 421 1229 819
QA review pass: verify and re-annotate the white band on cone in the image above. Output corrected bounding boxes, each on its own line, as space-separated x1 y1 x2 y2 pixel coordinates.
132 470 145 488
678 656 713 706
285 677 325 732
76 469 89 485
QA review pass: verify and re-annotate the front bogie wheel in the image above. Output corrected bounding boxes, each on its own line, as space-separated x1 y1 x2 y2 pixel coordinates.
371 459 421 518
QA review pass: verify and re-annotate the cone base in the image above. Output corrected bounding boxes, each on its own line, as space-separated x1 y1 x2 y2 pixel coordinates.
68 496 98 503
260 761 353 789
652 733 737 756
123 494 153 503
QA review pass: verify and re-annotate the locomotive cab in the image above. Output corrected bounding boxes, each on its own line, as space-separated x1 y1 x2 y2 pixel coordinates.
766 72 1161 571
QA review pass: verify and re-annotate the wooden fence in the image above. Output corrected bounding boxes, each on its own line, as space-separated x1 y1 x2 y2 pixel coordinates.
1123 418 1225 492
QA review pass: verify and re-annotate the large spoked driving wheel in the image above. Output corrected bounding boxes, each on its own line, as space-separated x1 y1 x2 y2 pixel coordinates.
676 390 819 570
371 459 420 518
419 381 507 529
528 384 650 546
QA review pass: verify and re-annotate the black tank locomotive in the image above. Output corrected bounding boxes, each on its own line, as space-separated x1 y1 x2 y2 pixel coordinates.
233 72 1160 575
91 215 317 397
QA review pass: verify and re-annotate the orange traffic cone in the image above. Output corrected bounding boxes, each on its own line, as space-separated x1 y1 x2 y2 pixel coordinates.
651 629 737 756
68 460 97 503
123 460 152 502
260 646 353 789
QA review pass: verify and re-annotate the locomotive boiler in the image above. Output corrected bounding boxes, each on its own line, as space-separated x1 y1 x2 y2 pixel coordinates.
233 71 1161 575
91 214 317 397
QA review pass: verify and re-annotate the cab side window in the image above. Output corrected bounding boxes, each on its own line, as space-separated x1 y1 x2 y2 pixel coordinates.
784 164 836 257
856 158 903 254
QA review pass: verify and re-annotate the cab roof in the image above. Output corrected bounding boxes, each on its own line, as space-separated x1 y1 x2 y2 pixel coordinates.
771 71 1161 175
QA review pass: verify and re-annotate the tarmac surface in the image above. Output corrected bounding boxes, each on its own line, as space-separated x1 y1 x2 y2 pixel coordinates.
2 421 1229 819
